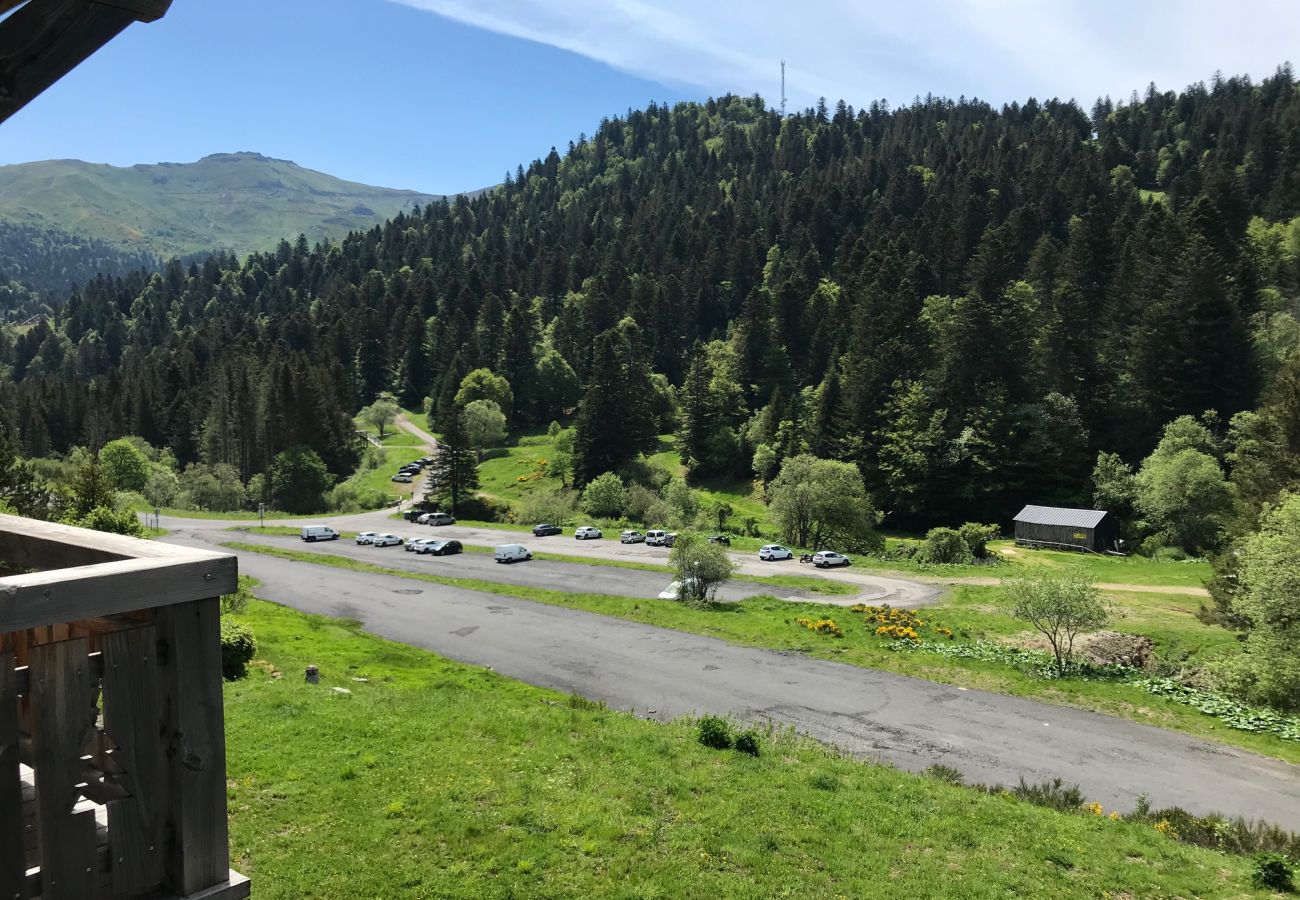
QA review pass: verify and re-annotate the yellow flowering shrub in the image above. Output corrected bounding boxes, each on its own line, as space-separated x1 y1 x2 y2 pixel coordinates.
795 617 844 638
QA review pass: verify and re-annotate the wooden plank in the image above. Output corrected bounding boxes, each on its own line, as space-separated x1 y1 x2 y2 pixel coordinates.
0 554 238 632
101 626 164 897
0 650 24 900
12 652 103 697
95 0 171 23
28 637 99 900
157 599 228 896
0 0 137 125
0 513 219 571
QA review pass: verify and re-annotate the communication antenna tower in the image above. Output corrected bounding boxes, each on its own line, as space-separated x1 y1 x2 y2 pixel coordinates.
780 60 786 116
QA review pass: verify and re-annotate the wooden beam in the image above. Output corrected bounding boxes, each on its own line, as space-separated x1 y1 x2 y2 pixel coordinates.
0 512 213 569
0 0 172 125
0 554 238 632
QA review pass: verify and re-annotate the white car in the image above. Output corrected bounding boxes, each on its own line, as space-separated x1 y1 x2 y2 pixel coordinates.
645 529 669 546
657 577 701 601
372 534 403 547
620 530 645 544
391 473 413 483
356 532 379 545
494 543 532 563
574 526 603 540
759 544 793 561
406 538 432 553
812 550 851 568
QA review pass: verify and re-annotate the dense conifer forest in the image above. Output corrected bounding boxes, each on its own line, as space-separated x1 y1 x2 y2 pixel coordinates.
3 68 1300 530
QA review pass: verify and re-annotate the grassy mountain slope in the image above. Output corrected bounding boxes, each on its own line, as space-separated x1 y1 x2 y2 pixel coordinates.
0 152 442 261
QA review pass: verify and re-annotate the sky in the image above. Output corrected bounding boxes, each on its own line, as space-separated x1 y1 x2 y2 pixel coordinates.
0 0 1295 194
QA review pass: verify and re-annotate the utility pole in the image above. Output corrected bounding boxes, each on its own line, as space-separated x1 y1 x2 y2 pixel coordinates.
780 60 786 117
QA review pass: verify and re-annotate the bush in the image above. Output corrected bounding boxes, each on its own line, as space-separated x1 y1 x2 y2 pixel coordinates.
733 730 761 757
923 764 965 785
219 620 257 680
1008 777 1086 812
958 522 999 559
917 527 971 565
1252 853 1295 892
697 715 733 750
580 471 626 518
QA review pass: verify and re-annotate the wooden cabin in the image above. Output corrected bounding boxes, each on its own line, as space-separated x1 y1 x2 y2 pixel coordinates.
1 514 248 900
1012 505 1119 553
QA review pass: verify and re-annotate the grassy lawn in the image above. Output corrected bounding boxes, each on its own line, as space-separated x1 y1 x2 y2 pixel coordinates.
475 427 565 504
225 542 1299 764
224 597 1266 898
337 420 430 502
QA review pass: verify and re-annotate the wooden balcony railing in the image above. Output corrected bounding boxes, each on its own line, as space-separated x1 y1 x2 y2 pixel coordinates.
0 514 248 900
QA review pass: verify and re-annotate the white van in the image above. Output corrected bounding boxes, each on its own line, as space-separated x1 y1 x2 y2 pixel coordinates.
494 543 532 563
300 525 339 542
645 530 669 546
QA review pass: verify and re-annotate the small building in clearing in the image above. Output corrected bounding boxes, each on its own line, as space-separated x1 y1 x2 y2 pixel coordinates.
1012 505 1119 553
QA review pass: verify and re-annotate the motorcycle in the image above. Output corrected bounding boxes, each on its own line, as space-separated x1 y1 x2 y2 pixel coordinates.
798 553 814 564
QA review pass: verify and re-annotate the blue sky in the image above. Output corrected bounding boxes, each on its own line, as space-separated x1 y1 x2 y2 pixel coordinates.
0 0 1295 194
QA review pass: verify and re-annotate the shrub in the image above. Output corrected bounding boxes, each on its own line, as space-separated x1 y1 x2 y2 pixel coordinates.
1007 571 1109 671
580 471 626 518
219 620 257 680
733 730 761 757
917 527 971 565
1008 777 1086 812
958 522 999 559
697 715 733 750
1252 853 1295 892
923 764 965 785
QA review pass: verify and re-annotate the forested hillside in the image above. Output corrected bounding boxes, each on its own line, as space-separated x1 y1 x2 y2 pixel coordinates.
3 69 1300 529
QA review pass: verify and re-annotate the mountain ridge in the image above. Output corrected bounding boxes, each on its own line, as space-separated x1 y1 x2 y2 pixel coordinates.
0 152 472 292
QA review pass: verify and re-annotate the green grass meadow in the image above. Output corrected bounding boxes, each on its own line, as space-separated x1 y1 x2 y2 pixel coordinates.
224 597 1268 898
225 541 1297 764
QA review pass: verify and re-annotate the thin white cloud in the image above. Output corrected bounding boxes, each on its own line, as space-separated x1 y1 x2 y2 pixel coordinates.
391 0 1298 110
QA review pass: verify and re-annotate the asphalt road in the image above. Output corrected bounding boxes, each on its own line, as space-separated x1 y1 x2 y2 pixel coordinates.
160 512 941 607
169 529 1300 828
216 529 810 603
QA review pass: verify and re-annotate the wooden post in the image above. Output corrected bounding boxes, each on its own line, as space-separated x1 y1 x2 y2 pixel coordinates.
101 625 165 897
28 638 99 900
156 599 228 896
0 649 24 900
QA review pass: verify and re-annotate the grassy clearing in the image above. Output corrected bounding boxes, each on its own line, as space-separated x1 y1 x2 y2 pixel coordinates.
338 419 430 502
475 427 565 504
225 597 1265 898
225 542 1298 763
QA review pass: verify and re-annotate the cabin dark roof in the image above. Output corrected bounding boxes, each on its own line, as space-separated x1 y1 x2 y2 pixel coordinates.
1013 505 1109 529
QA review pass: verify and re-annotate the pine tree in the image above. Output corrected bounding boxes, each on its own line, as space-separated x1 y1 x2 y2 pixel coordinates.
426 403 479 514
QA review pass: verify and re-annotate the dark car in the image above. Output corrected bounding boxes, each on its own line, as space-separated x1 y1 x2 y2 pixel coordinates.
418 539 462 556
707 534 731 546
532 523 562 537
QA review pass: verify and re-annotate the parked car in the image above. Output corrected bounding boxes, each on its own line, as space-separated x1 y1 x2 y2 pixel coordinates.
372 533 403 547
812 550 851 568
707 534 731 546
619 530 645 544
574 525 602 540
419 539 463 556
645 529 669 546
657 577 701 601
300 525 339 542
425 512 455 526
391 473 413 483
406 538 432 553
759 544 793 561
356 532 379 545
663 532 678 548
494 543 532 563
532 523 562 537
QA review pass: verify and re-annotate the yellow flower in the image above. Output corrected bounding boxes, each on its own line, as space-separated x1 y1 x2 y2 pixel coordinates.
1084 802 1103 817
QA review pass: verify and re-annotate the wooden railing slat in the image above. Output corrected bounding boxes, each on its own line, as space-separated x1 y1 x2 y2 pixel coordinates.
157 599 228 896
0 649 24 900
102 625 164 896
28 638 99 900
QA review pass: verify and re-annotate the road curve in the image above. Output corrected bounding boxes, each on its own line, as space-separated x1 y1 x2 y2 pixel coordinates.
169 529 1300 829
